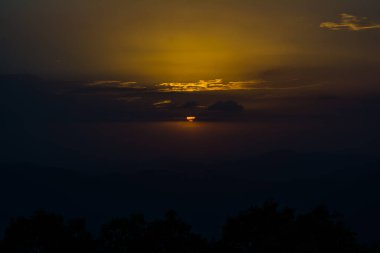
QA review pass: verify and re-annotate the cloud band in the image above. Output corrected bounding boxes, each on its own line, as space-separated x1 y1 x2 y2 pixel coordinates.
320 13 380 31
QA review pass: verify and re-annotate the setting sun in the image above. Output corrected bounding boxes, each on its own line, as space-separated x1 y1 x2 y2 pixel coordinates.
186 116 196 122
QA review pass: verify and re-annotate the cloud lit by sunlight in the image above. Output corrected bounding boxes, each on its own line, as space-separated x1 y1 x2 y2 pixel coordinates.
157 79 261 92
81 77 320 94
320 13 380 31
153 100 172 107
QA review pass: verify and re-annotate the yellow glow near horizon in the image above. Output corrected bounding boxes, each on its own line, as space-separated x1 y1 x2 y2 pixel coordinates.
7 0 378 80
105 8 299 81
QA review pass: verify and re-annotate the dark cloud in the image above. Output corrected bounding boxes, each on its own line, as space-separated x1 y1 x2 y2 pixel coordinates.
253 68 330 90
0 74 64 122
180 101 200 109
208 101 244 112
68 81 153 95
2 70 380 125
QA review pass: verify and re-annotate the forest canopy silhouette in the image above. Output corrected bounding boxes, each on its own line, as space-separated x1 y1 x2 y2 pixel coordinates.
1 202 379 253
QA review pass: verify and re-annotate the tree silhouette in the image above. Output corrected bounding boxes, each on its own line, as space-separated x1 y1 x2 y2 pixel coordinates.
219 202 363 253
100 210 207 253
1 204 379 253
2 210 93 253
0 239 4 252
294 206 357 253
99 213 146 253
220 201 296 253
143 210 208 253
67 218 94 253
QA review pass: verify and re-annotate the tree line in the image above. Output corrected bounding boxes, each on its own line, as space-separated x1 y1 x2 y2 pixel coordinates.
0 201 378 253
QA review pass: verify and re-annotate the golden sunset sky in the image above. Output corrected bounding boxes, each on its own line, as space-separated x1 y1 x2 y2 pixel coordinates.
1 0 379 87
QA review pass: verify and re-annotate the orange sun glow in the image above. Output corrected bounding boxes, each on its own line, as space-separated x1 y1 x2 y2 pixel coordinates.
186 116 196 122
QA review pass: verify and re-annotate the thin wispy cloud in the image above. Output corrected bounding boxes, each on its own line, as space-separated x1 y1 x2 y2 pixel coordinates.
116 97 142 102
320 13 380 31
153 100 172 107
87 80 146 89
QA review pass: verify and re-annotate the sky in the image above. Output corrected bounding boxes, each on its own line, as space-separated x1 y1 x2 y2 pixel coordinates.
1 0 379 121
0 0 379 151
1 0 379 83
1 0 380 163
